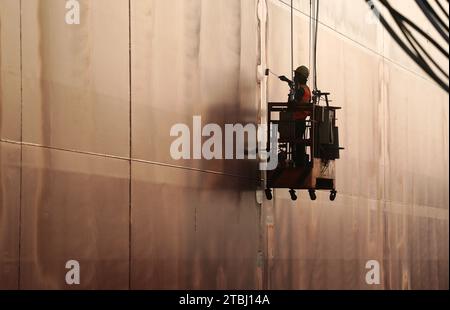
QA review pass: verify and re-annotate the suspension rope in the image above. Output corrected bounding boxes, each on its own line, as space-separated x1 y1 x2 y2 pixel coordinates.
285 0 320 91
313 0 320 92
291 0 294 81
309 0 312 72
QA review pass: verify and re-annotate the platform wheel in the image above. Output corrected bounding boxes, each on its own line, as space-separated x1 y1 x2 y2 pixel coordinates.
289 189 298 201
265 188 273 201
308 189 317 201
330 190 337 201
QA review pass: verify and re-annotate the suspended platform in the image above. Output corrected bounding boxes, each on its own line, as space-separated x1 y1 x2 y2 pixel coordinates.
265 92 343 201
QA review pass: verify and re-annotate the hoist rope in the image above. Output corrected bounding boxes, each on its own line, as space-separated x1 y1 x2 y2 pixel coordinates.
309 0 312 70
313 0 320 92
291 0 294 82
283 0 320 91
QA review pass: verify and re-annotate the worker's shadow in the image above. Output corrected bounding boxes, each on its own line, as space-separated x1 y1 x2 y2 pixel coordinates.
177 81 262 289
192 81 261 194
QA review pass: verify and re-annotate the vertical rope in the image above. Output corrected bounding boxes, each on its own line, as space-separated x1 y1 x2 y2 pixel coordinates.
309 0 312 70
313 0 319 91
18 0 23 289
128 0 132 290
290 0 294 81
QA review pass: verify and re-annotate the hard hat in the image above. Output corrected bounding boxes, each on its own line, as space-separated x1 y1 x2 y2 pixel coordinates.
295 66 310 79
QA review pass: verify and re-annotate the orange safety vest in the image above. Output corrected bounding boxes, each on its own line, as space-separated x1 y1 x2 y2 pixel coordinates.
293 85 312 120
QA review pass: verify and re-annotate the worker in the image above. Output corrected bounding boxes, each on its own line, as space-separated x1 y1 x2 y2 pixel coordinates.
292 65 312 167
294 66 311 106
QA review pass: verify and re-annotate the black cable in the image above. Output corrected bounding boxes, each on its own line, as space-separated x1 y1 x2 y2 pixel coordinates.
380 0 448 57
371 0 449 92
383 1 449 78
415 0 449 42
393 9 449 58
382 0 450 61
382 0 449 89
426 0 450 31
435 0 449 19
396 9 449 79
368 0 449 93
424 0 450 31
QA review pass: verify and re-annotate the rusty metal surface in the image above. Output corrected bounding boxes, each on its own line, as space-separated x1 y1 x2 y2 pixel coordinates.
21 0 130 157
0 0 21 141
130 0 262 289
0 142 20 289
0 0 447 290
131 162 261 289
19 146 129 289
265 0 449 290
131 0 259 178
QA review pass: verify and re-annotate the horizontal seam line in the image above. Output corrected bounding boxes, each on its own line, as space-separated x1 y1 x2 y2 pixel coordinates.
0 139 263 182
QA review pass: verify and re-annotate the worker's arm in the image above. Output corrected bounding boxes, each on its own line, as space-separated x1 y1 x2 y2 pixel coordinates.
278 75 291 83
279 75 294 88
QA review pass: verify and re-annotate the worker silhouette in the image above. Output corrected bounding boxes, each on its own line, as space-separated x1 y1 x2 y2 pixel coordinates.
291 66 312 167
293 66 311 167
277 65 312 168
